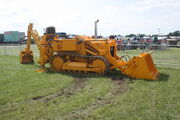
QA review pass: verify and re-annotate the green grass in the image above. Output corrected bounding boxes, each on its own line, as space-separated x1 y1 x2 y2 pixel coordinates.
118 47 180 66
89 67 180 120
1 45 180 67
0 48 180 120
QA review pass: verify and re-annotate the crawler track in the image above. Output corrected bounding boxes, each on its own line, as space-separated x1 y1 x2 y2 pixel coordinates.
49 52 109 75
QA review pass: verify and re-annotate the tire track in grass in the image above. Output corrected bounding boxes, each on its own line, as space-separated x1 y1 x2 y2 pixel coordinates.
31 76 88 103
0 75 87 116
35 76 111 120
61 76 130 120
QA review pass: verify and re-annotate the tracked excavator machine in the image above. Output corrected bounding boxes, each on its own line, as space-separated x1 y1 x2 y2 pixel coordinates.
20 23 159 80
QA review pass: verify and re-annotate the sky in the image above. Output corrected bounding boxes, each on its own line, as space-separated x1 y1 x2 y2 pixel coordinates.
0 0 180 36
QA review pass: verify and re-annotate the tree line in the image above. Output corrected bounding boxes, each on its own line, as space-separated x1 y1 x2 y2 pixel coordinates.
123 30 180 37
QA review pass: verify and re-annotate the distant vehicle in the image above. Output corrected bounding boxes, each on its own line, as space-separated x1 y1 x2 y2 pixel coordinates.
92 35 103 39
166 36 180 47
130 37 140 49
0 34 4 43
152 36 167 45
68 34 77 39
116 39 126 51
0 31 25 44
56 32 68 39
140 37 152 44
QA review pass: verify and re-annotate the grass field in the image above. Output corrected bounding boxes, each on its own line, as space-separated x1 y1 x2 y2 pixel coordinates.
1 45 180 66
0 47 180 120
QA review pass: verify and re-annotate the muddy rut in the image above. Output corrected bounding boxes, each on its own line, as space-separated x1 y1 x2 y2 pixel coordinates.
62 76 130 120
32 76 88 103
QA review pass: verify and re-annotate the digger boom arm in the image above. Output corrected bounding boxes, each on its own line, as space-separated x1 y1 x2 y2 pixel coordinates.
26 23 33 52
26 23 41 51
20 23 41 64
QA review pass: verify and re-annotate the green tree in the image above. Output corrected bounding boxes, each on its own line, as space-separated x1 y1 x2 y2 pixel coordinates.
168 31 180 36
126 34 136 37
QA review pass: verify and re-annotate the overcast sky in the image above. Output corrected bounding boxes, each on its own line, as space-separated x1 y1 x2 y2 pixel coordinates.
0 0 179 36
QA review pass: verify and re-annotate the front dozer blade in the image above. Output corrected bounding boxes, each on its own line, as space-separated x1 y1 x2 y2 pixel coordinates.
20 50 34 64
122 53 159 80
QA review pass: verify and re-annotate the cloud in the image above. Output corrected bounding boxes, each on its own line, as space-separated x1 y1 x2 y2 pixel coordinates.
0 0 179 35
127 0 180 12
123 0 180 34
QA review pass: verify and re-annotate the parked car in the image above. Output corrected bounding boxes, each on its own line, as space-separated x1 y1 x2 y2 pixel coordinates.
56 32 68 39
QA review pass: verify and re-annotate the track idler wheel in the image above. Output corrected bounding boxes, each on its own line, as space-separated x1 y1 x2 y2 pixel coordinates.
50 55 64 72
92 59 107 75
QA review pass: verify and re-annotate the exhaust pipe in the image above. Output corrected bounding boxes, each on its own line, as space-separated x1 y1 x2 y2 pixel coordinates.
95 19 99 39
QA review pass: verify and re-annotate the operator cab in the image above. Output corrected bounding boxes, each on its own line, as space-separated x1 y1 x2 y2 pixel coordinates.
45 26 56 34
44 26 57 41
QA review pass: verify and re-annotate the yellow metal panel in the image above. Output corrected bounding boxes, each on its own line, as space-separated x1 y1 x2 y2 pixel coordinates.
61 39 79 51
121 53 159 80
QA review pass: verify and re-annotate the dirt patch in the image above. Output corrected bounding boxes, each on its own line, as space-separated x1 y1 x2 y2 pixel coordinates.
111 77 125 84
32 76 88 103
62 77 129 120
32 96 44 100
72 76 88 90
111 77 128 96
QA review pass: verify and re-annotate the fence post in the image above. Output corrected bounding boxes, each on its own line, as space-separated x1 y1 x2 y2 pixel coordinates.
19 43 22 53
3 43 6 55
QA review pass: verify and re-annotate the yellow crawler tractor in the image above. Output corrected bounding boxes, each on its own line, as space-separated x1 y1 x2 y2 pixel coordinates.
20 23 159 80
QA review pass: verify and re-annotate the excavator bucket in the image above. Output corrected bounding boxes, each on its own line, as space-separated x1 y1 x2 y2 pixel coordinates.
20 50 34 64
122 53 159 80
